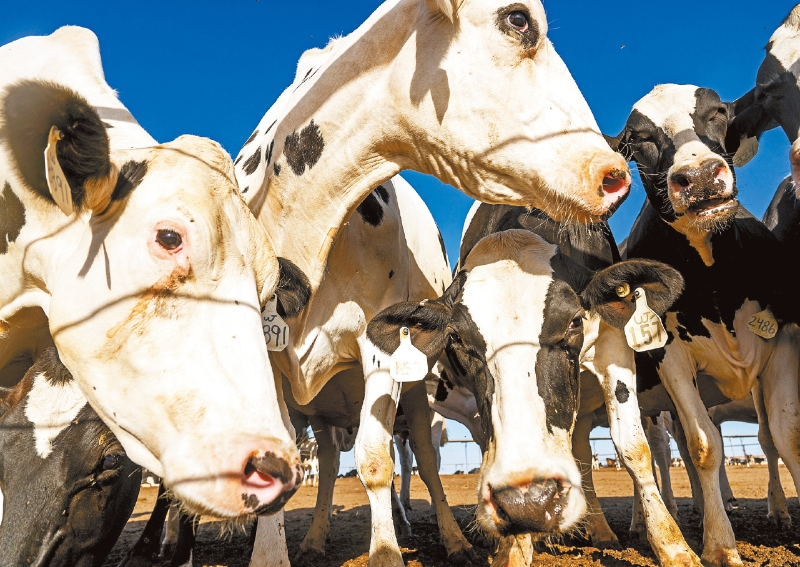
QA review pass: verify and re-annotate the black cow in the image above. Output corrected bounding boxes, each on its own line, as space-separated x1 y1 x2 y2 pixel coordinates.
0 348 140 567
609 83 800 567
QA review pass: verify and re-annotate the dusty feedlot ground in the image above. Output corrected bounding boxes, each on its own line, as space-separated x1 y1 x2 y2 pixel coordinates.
104 466 800 567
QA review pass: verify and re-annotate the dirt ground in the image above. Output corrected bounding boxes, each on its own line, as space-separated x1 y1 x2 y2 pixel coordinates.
103 465 800 567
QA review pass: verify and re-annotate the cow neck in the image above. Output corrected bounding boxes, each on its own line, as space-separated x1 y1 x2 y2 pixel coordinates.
247 0 441 295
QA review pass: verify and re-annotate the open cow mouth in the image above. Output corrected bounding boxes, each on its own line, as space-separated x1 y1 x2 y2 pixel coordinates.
686 196 738 218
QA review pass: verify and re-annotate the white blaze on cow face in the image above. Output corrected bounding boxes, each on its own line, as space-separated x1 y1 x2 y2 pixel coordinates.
46 136 300 517
459 231 585 535
24 372 86 459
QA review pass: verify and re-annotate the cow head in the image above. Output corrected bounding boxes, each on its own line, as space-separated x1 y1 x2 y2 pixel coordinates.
367 229 683 537
728 5 800 188
396 0 631 221
1 81 305 517
609 85 738 239
0 349 141 567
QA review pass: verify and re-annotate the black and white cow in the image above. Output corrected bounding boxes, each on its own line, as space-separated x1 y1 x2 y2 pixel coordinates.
0 27 303 518
0 348 140 566
367 227 691 564
609 83 800 567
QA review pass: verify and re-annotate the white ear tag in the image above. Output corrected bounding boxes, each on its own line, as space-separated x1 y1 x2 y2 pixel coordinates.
390 327 428 383
748 309 778 340
624 287 668 352
44 126 74 215
733 136 759 168
262 295 289 351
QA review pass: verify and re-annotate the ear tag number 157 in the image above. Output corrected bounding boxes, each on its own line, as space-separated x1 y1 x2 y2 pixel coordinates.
262 295 289 352
624 287 668 352
390 327 428 383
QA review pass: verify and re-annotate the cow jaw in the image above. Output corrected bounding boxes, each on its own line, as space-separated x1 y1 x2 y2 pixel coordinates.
46 137 299 518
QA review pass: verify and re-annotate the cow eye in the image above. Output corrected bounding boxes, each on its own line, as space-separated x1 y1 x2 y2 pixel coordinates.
156 229 182 251
568 316 583 331
101 455 119 470
507 11 529 32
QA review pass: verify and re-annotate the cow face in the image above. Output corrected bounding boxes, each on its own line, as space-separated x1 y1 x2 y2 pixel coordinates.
1 82 303 517
729 6 800 187
405 0 631 222
610 85 738 237
369 229 683 537
0 349 140 567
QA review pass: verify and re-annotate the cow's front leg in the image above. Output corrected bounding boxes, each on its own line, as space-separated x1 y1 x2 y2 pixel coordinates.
586 326 700 567
357 339 405 567
571 412 620 549
657 351 740 567
295 418 342 562
248 512 290 567
402 379 477 563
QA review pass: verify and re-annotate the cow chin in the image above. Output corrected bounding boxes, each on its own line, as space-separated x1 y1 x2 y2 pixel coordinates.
476 449 586 538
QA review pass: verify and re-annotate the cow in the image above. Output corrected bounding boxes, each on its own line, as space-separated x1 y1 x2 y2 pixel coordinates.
395 410 447 514
608 83 800 567
0 348 141 567
367 228 689 565
0 27 304 518
727 5 800 185
236 1 635 563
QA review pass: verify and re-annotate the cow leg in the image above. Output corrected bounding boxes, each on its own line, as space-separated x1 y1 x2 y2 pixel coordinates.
389 469 413 536
161 503 180 557
356 339 405 567
169 511 199 567
395 434 414 512
657 353 740 567
295 418 341 562
249 512 290 567
753 377 792 529
571 413 619 549
493 534 533 567
402 379 476 562
716 427 736 515
668 417 704 517
249 363 294 567
118 482 170 567
585 327 700 566
651 417 678 521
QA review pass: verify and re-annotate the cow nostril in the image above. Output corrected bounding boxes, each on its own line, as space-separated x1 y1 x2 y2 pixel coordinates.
670 173 691 188
602 170 629 194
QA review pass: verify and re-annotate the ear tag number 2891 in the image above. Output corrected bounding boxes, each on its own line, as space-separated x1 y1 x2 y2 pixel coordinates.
390 327 428 383
624 287 668 352
262 295 289 352
44 126 74 216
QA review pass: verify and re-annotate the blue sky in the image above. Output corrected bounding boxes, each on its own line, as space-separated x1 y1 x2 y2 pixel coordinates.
4 1 794 471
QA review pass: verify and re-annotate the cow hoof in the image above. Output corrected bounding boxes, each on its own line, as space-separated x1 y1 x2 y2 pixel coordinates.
447 546 479 565
591 535 621 550
117 555 153 567
395 520 413 538
294 547 326 566
159 542 175 558
629 527 647 542
769 512 792 530
368 544 405 567
700 548 744 567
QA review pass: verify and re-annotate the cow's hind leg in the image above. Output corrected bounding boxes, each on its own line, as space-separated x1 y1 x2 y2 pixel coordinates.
395 433 414 512
118 483 169 567
571 413 619 549
403 379 476 563
295 418 342 562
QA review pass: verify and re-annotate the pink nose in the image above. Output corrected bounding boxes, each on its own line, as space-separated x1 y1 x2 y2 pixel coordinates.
241 452 302 514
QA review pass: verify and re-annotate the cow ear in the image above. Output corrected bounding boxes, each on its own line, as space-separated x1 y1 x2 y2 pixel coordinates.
275 257 312 318
367 271 467 357
424 0 458 21
581 259 684 328
1 80 117 214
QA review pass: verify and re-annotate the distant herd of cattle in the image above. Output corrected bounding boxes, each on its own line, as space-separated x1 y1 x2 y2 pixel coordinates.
2 1 800 566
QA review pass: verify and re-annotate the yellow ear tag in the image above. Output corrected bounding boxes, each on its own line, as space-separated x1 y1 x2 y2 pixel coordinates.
262 295 289 351
390 327 428 383
624 287 668 352
748 309 778 340
44 126 74 215
733 136 759 168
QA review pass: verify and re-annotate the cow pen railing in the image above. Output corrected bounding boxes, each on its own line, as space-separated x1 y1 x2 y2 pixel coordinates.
334 434 769 477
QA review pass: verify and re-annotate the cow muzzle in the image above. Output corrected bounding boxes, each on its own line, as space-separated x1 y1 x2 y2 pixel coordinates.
667 158 737 222
486 478 578 536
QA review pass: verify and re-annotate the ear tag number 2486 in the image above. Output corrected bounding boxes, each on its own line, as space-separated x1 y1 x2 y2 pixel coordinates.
262 295 289 352
624 287 668 352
